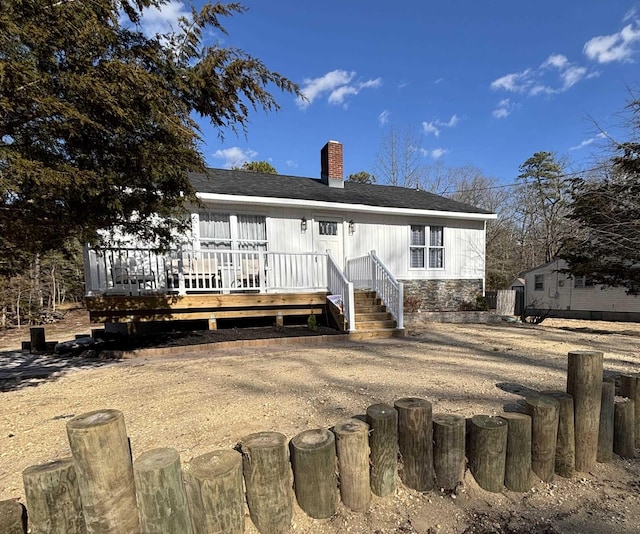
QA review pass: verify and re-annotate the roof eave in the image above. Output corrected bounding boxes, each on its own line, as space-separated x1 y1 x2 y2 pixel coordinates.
195 192 497 221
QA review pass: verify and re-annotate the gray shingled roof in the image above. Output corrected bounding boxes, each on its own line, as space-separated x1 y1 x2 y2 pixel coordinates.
190 168 494 215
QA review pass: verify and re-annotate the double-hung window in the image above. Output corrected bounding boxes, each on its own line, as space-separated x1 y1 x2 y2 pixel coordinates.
410 225 444 269
198 212 266 250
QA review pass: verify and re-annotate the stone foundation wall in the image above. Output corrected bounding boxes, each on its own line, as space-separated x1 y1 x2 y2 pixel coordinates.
401 279 484 312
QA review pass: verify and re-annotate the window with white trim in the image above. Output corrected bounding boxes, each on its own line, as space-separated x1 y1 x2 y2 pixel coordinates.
534 274 544 291
199 212 267 250
573 275 593 289
318 220 338 236
410 225 444 269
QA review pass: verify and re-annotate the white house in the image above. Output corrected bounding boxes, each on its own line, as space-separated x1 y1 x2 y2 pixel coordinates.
522 258 640 322
84 141 496 332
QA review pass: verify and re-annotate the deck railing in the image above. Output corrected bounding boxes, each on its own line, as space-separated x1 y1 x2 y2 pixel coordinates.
84 247 329 296
346 250 404 329
326 251 355 332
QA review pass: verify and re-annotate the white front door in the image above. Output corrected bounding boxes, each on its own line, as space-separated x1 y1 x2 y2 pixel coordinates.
314 218 344 268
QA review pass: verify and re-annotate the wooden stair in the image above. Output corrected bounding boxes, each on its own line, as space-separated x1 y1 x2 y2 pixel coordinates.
349 290 404 339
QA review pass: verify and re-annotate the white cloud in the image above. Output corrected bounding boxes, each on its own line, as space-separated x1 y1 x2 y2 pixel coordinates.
569 132 607 151
583 21 640 63
378 110 391 125
297 70 381 109
139 1 189 36
492 98 514 119
285 160 298 168
422 114 460 137
491 53 593 97
212 147 258 169
429 148 448 159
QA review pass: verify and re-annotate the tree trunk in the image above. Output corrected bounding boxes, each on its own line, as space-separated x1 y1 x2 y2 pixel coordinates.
394 397 434 491
541 390 575 478
500 412 532 492
0 500 27 534
22 458 84 534
134 448 193 534
432 413 465 491
467 415 508 493
333 419 371 512
184 449 244 534
366 403 398 497
525 395 559 482
241 432 292 533
597 380 615 463
289 428 337 519
614 397 635 459
66 409 140 534
566 350 603 471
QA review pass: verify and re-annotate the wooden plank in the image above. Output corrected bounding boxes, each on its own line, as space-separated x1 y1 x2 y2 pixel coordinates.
86 293 328 312
90 307 325 323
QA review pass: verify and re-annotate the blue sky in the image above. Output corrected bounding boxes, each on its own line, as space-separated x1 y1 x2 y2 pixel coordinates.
142 1 640 187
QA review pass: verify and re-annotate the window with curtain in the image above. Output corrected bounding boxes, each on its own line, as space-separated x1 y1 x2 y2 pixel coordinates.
199 212 231 249
410 225 444 269
198 212 267 250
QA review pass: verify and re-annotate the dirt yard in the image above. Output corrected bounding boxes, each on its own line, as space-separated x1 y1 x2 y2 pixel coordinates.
1 311 640 533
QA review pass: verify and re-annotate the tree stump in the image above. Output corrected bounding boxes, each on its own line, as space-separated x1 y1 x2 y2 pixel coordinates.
289 429 337 519
597 380 615 463
183 449 244 534
333 419 371 512
241 432 292 533
614 397 635 459
566 350 603 471
620 373 640 448
66 409 139 534
541 390 575 478
22 458 84 534
366 403 398 497
0 500 27 534
467 415 508 493
432 413 465 491
30 327 46 353
525 395 560 482
394 397 434 491
500 412 532 492
134 448 193 534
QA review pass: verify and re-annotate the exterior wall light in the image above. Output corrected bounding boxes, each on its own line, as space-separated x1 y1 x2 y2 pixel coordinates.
301 217 307 232
348 220 355 234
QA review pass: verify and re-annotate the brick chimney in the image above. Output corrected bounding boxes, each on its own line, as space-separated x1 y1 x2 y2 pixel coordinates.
320 140 344 188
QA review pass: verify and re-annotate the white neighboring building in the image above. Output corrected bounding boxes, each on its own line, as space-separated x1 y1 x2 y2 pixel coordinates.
522 258 640 322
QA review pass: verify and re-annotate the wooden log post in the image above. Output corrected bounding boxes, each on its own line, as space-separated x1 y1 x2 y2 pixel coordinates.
525 395 560 482
333 419 371 512
394 397 434 492
597 380 615 463
66 409 139 534
22 458 84 534
432 414 465 491
289 429 337 519
613 397 636 459
619 373 640 448
241 432 292 533
366 403 398 497
541 390 575 478
467 415 508 493
134 448 193 534
30 327 46 353
183 450 244 534
500 412 532 492
0 500 27 534
566 350 604 471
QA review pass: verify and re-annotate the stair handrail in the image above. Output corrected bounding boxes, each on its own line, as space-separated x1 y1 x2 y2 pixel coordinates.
326 250 356 332
370 251 404 330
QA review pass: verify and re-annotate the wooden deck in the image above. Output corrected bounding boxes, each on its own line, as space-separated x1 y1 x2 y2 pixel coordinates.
86 293 328 324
